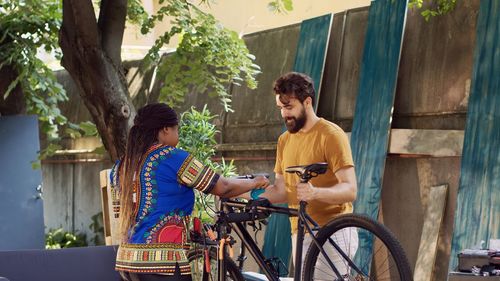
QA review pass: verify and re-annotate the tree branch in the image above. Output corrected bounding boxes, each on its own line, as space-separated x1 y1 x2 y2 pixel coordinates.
98 0 127 67
61 0 100 48
59 0 101 80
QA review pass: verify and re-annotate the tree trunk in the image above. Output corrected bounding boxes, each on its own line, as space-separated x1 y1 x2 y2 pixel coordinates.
59 0 132 161
0 65 26 116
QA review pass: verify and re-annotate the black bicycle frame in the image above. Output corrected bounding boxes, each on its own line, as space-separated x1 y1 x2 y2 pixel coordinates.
215 199 361 281
219 200 296 281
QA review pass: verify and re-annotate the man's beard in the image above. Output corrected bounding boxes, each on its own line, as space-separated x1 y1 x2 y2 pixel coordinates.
284 108 307 133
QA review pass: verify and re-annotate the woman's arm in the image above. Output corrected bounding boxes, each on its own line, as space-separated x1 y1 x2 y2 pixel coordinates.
210 175 269 198
257 173 288 204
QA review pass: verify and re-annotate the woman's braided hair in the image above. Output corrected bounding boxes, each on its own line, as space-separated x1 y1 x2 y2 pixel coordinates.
119 103 178 240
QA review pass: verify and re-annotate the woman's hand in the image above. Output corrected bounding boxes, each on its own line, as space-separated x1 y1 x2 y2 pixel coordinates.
213 174 269 198
253 175 270 189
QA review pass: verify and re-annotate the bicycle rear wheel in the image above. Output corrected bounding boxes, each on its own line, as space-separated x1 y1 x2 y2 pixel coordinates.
303 214 412 281
189 247 244 281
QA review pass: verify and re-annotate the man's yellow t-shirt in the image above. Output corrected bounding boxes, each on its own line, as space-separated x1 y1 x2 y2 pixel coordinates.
274 118 354 233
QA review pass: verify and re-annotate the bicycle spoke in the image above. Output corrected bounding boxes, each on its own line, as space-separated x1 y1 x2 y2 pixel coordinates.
303 215 411 281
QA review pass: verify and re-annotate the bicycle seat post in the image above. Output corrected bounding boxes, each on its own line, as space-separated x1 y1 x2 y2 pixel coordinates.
294 176 308 281
285 163 327 281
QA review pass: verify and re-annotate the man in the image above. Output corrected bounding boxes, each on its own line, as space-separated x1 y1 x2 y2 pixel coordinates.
255 72 358 277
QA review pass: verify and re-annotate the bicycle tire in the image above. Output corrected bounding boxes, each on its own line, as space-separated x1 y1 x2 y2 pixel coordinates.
189 247 244 281
303 214 412 281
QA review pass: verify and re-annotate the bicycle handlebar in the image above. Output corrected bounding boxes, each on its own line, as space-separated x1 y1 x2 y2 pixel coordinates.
223 163 329 225
233 173 270 179
223 199 298 217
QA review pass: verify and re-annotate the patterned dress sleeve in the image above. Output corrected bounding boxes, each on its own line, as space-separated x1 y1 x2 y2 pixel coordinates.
176 154 220 194
109 160 121 219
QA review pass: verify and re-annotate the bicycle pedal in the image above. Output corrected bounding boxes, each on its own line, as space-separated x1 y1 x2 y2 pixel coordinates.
237 255 247 263
203 224 217 240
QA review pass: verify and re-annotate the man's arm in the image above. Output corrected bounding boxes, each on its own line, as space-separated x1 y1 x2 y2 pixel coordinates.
237 173 288 204
296 166 357 204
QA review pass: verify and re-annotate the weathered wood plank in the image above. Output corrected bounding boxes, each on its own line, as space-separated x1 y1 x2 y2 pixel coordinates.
395 1 478 116
216 142 277 152
42 164 74 232
450 0 500 270
414 185 448 281
331 7 370 121
215 129 465 157
389 129 463 157
73 162 108 244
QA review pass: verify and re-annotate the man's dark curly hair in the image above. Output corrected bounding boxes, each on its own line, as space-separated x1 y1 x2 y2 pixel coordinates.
273 72 315 105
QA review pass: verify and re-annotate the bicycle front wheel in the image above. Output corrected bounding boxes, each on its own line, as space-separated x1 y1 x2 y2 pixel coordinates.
303 214 412 281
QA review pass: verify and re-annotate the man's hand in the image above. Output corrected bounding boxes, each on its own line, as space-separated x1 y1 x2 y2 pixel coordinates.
296 182 317 202
294 167 357 204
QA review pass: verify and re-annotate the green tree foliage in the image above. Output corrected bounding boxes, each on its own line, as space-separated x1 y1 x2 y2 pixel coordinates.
1 1 110 165
409 0 457 20
2 0 261 161
140 0 260 111
267 0 293 14
0 1 67 140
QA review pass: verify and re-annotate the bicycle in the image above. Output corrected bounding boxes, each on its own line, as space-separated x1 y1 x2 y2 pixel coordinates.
189 163 412 281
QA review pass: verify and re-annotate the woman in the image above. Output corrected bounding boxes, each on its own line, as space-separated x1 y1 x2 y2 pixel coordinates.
111 103 269 281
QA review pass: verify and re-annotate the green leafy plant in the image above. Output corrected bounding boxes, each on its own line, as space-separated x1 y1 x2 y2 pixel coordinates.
89 212 105 246
45 228 88 249
178 105 237 223
178 105 237 176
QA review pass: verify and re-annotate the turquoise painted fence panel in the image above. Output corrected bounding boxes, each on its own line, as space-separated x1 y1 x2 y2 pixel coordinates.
450 0 500 271
261 209 291 276
350 0 407 274
262 14 332 273
351 0 407 219
292 14 333 109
